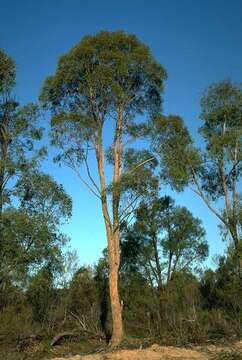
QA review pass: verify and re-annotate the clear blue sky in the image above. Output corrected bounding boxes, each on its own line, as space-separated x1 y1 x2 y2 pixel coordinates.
1 0 242 267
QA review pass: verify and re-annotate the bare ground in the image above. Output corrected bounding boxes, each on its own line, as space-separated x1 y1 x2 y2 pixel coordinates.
51 341 242 360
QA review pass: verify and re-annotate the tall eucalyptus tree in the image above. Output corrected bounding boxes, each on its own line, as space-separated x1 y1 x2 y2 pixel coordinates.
40 31 166 345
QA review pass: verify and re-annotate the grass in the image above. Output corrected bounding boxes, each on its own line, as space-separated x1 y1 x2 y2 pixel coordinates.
0 338 105 360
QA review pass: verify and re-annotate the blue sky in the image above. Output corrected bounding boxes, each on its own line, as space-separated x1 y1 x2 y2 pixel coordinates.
1 0 242 267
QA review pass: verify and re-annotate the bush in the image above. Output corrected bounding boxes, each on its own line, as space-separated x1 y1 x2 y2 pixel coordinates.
0 305 35 338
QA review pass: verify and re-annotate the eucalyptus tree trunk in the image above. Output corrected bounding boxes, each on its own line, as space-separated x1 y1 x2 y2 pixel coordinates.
95 112 123 346
228 222 241 277
108 230 123 346
108 108 123 346
40 31 167 346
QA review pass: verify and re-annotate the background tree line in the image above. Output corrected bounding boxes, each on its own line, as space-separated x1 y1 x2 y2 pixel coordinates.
0 30 241 353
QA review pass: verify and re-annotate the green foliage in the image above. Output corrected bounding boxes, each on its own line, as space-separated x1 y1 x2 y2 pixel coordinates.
0 100 45 198
122 196 208 283
1 37 241 354
40 30 167 118
200 80 242 156
152 81 242 271
199 80 242 199
160 206 208 273
40 31 167 218
152 80 242 196
0 304 34 337
40 34 168 345
68 266 99 315
67 266 102 335
121 272 155 337
0 281 35 337
0 49 46 244
16 171 72 225
1 172 72 282
200 254 242 337
27 266 55 323
120 197 208 340
151 114 201 191
163 272 202 342
0 49 16 92
41 30 167 153
0 50 72 289
0 50 45 204
117 149 159 209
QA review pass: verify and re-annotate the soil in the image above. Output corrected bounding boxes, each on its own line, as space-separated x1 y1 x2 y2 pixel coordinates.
50 341 242 360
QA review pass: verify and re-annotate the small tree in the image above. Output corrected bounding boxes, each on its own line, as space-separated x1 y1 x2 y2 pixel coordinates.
2 171 72 284
122 196 208 323
27 265 55 324
40 31 166 345
67 266 101 335
151 80 242 276
0 49 46 285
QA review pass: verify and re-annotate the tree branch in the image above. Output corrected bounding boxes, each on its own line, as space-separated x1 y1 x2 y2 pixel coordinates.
63 157 101 200
83 146 101 195
190 168 226 225
123 156 155 177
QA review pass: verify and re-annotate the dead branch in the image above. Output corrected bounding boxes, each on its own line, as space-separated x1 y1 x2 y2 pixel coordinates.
50 331 77 346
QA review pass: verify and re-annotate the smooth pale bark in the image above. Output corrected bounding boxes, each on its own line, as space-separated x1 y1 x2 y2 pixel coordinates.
108 231 123 346
95 117 123 346
109 108 123 346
